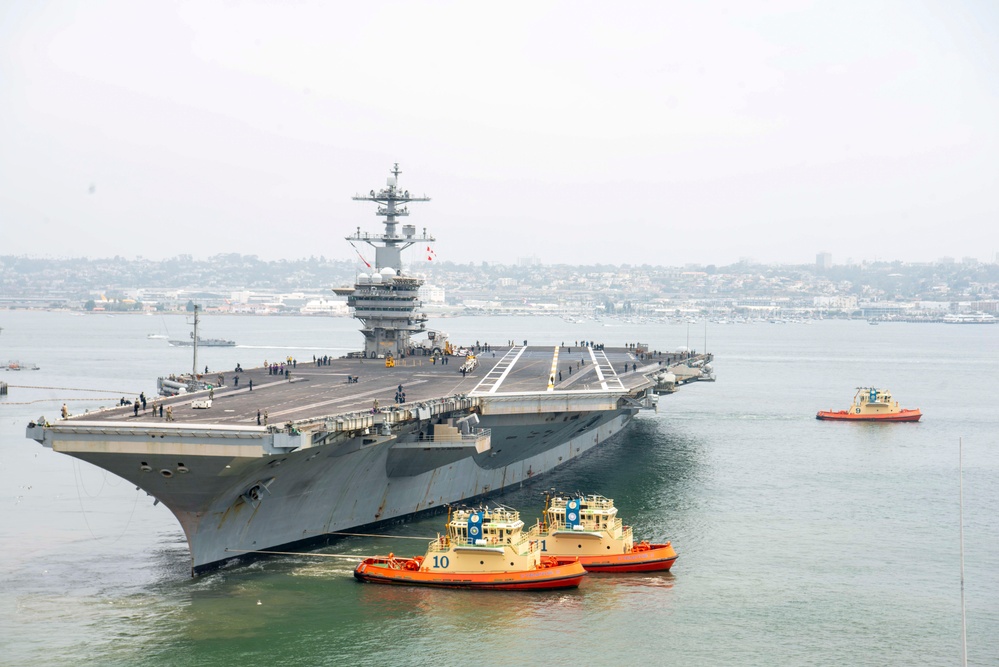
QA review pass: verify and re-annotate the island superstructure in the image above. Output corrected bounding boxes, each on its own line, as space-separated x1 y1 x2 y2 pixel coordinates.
333 163 435 358
26 165 714 576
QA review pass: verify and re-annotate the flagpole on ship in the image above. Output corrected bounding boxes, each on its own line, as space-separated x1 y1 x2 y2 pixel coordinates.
959 436 968 667
192 305 200 380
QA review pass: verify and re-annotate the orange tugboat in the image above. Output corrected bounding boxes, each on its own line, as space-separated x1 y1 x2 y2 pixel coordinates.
540 494 678 573
816 387 921 422
353 507 586 590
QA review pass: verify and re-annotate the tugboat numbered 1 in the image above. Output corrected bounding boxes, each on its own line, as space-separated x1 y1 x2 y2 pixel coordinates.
353 507 586 590
540 494 678 572
816 387 922 422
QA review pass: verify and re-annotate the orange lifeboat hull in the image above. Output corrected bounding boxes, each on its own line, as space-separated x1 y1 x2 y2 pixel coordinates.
353 556 586 590
815 409 921 422
552 542 677 573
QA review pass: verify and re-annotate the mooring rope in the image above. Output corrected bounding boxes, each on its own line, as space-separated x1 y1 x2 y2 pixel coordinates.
2 398 131 406
71 460 141 544
224 531 441 560
225 548 375 560
6 385 139 394
327 531 436 540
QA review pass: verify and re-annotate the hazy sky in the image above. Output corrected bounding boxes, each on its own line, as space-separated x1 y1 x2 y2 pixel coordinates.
2 1 997 267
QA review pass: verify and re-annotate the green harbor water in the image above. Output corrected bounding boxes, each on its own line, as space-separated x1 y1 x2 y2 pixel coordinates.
1 312 997 666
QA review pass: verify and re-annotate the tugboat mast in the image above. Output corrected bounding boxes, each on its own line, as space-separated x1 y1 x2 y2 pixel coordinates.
340 164 436 358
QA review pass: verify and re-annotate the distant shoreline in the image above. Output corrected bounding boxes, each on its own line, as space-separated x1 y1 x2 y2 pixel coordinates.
1 306 994 324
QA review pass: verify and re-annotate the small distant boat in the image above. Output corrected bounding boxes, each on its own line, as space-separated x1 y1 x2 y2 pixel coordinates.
147 334 168 339
5 360 40 371
168 332 236 347
353 507 586 590
816 387 921 422
540 494 678 572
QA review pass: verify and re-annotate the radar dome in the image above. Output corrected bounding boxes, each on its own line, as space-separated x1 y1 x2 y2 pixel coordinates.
357 273 370 284
380 267 396 277
370 273 383 284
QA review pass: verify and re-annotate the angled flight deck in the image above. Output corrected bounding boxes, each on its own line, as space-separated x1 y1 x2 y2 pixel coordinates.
70 344 667 427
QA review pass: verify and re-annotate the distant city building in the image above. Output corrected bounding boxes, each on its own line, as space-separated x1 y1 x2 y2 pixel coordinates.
816 252 832 270
859 301 916 318
917 301 951 312
300 298 349 316
420 284 445 303
517 255 540 267
813 296 857 310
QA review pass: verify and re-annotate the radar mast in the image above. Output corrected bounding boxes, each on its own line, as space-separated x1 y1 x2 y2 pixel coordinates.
340 164 435 358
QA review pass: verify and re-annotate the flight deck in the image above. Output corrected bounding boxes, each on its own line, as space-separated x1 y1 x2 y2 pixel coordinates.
69 345 696 427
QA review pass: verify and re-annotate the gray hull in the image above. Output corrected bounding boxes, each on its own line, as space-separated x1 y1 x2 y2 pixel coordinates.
40 408 634 573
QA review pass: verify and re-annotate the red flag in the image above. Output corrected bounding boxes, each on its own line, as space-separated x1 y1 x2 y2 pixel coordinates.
426 246 437 262
349 241 372 268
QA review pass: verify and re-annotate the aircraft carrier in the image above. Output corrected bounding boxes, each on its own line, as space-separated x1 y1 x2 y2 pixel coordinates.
26 165 713 575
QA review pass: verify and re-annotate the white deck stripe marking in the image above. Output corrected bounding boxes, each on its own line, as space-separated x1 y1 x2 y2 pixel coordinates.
470 347 521 394
585 347 626 392
483 346 528 394
547 346 560 392
267 380 429 418
587 346 608 390
472 349 519 387
594 349 626 391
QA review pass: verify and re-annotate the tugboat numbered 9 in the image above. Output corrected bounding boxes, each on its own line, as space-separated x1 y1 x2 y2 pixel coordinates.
353 507 586 590
816 387 922 422
540 494 678 572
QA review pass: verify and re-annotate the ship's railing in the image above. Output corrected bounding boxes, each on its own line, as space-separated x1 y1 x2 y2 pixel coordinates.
414 429 490 447
294 394 481 433
426 521 536 554
547 515 626 535
426 534 509 552
550 494 615 510
524 523 543 541
426 536 451 553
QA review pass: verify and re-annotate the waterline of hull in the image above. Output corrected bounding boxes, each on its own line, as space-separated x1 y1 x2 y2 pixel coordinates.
65 409 636 573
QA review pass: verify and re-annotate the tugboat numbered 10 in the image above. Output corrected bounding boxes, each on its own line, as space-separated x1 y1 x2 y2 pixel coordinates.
353 507 586 590
540 494 678 572
816 387 922 422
